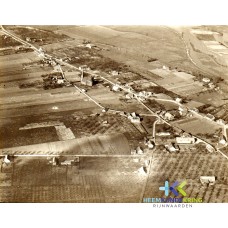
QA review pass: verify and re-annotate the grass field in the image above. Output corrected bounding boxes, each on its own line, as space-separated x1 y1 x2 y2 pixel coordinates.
58 26 199 75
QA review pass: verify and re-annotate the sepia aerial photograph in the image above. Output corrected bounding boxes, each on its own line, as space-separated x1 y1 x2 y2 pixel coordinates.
0 25 227 203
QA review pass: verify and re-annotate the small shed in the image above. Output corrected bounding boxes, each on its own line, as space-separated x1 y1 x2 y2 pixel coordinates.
200 176 216 186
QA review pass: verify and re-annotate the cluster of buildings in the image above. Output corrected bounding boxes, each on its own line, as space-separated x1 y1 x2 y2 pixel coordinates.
44 73 65 85
131 146 147 155
42 64 66 86
26 37 43 43
37 37 226 158
175 136 196 144
144 138 155 149
49 156 80 166
217 125 228 146
127 112 141 123
112 84 121 92
125 90 152 101
157 110 176 121
1 155 13 171
77 42 98 50
165 143 180 153
162 134 198 153
42 57 57 67
201 77 218 90
110 71 119 76
136 91 153 101
158 106 188 121
80 70 94 86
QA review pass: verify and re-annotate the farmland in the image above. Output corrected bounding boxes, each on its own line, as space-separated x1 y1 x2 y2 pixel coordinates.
0 148 227 203
150 68 203 97
0 25 227 203
0 156 147 202
172 116 222 145
143 149 228 203
0 133 132 156
198 104 228 122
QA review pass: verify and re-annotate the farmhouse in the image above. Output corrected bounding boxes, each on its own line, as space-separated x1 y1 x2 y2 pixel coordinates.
112 84 121 92
176 137 196 144
80 71 94 86
127 112 141 123
164 112 175 121
202 78 211 83
165 143 179 153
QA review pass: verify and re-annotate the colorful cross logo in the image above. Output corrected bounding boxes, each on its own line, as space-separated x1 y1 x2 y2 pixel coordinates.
159 180 187 196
